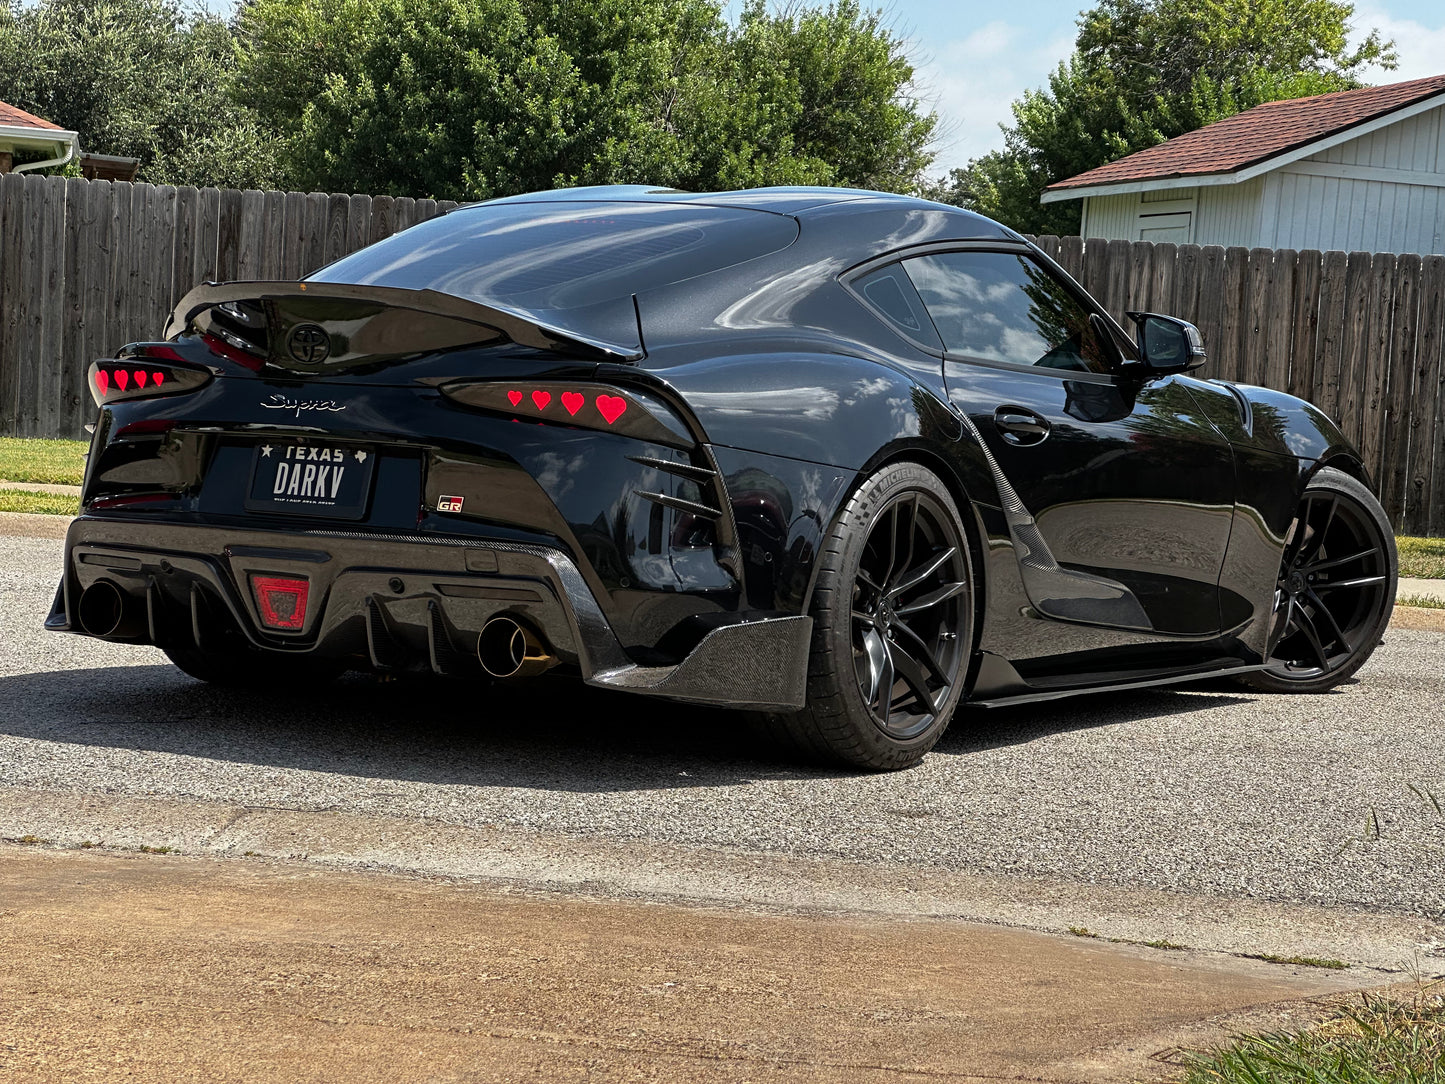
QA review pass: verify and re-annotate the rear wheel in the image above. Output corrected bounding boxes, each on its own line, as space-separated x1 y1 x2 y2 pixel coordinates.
759 461 974 770
163 643 346 689
1239 468 1395 694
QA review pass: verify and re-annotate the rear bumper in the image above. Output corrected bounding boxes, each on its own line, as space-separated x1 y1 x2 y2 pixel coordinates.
48 515 811 711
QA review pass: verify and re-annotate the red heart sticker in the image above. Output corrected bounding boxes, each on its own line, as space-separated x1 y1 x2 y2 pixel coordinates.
114 369 129 390
507 390 522 406
94 370 109 395
152 371 164 386
561 391 584 416
134 370 148 387
531 390 552 410
596 395 627 425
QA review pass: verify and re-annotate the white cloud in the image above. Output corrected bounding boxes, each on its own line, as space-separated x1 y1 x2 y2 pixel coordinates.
912 21 1076 176
1349 4 1445 84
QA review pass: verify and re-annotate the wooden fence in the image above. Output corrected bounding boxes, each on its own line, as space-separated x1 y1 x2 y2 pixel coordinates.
0 173 456 444
1 172 1443 533
1030 235 1445 537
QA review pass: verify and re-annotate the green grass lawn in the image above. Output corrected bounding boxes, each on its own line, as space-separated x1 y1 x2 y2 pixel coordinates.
1397 536 1445 580
0 488 80 516
0 437 87 486
1178 989 1445 1084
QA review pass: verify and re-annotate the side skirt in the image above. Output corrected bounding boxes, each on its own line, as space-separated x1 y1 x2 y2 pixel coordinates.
968 658 1267 709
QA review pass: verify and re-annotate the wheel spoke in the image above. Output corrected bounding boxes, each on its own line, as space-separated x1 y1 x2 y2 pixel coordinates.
861 627 894 713
888 547 957 599
890 619 949 683
1294 606 1332 670
852 610 876 627
1305 589 1349 654
1300 547 1379 575
895 579 968 616
879 500 905 588
1283 494 1313 567
887 640 938 714
1313 575 1388 592
1298 496 1339 566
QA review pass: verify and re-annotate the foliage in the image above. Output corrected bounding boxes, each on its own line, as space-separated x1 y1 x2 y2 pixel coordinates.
232 0 936 200
929 0 1397 234
0 0 280 188
0 488 79 516
1180 988 1445 1084
0 438 88 486
1396 536 1445 579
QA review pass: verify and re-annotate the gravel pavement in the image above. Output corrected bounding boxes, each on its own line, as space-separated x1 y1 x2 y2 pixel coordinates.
4 533 1444 921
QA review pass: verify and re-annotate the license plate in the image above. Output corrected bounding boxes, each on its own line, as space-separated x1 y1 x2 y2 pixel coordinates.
245 442 376 519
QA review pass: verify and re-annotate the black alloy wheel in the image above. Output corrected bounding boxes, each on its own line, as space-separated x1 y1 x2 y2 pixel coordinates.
756 461 975 770
1241 467 1396 694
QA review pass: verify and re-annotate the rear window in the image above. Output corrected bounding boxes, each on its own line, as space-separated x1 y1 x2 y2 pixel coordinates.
308 201 799 310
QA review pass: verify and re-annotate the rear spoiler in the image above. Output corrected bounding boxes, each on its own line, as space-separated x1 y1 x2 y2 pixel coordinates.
164 280 644 367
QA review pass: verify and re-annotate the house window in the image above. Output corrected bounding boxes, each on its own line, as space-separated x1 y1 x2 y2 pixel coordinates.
1137 189 1196 243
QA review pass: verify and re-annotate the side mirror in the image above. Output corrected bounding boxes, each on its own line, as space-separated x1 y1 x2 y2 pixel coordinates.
1125 312 1207 374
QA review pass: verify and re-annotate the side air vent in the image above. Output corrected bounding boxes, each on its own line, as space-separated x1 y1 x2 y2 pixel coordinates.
629 454 723 520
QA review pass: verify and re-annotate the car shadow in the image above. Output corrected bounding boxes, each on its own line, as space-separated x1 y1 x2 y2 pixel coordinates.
0 664 1258 791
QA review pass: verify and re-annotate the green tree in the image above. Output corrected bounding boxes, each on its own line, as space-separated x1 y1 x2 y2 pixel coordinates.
233 0 937 200
0 0 280 188
932 0 1396 235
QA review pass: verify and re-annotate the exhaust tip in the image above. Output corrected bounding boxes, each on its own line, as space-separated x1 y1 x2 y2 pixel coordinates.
477 616 556 678
78 580 143 640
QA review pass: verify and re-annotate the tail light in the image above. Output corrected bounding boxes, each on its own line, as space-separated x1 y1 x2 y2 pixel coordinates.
251 575 310 631
88 347 213 407
439 381 693 447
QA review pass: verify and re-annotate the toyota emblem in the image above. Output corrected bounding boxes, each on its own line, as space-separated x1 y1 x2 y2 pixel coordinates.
287 324 331 364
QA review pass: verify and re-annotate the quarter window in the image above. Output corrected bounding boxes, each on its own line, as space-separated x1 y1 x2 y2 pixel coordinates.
902 251 1112 374
851 263 941 350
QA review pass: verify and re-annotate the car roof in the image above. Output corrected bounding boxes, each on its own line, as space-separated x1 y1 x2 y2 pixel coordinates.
474 184 1003 222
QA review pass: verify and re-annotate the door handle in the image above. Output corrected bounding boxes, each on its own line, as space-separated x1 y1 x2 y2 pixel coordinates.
993 406 1051 446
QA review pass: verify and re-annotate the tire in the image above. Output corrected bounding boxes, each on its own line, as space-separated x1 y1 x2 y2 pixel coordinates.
757 461 975 770
1238 467 1396 694
164 643 346 689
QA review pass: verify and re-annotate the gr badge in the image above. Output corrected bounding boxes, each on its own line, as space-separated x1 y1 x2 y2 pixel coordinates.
437 495 465 513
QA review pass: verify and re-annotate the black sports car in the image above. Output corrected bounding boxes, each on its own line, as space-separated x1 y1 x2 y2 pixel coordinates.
49 186 1398 769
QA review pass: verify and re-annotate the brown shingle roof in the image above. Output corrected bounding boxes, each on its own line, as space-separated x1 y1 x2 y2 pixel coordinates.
1046 73 1445 193
0 99 63 131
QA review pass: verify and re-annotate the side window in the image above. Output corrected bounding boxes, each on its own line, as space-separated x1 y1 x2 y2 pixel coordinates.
850 264 943 351
902 251 1113 374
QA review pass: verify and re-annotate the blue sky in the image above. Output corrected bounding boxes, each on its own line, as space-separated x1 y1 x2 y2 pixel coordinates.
888 0 1445 173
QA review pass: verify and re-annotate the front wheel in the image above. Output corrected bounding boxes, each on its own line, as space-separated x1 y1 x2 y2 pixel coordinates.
1239 467 1396 694
757 461 975 771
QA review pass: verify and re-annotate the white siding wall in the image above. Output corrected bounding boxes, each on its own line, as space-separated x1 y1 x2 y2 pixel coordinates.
1081 193 1136 239
1195 178 1265 248
1266 103 1445 254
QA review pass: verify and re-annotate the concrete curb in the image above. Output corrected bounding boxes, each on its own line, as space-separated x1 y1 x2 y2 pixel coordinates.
0 785 1438 975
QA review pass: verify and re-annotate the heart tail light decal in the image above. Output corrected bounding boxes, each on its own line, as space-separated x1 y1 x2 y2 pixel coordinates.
87 354 212 407
507 389 522 406
596 395 627 425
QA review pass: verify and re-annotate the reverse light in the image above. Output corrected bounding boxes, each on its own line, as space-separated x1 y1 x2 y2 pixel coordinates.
88 351 213 408
251 575 310 631
440 382 693 447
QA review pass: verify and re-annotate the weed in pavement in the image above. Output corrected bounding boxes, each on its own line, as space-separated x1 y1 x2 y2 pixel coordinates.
1179 988 1445 1084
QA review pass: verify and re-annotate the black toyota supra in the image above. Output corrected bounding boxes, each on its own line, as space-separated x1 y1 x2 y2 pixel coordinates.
48 185 1398 769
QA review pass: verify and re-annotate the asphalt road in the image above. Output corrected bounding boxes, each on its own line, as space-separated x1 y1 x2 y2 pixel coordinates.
3 532 1444 919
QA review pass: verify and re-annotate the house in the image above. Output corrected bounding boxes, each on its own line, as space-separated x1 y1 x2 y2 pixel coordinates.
1042 74 1445 256
0 99 79 175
